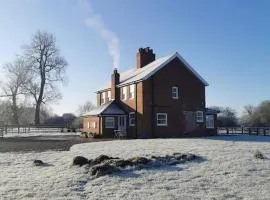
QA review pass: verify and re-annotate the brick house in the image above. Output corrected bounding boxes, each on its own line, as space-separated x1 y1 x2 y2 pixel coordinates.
82 47 218 138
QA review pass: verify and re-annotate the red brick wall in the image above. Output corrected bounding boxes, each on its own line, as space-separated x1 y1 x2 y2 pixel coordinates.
83 116 100 135
142 57 206 137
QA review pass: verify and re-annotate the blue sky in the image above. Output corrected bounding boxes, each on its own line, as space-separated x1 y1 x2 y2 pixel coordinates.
0 0 269 116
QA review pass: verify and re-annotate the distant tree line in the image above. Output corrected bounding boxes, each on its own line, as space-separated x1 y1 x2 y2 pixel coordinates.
212 100 270 127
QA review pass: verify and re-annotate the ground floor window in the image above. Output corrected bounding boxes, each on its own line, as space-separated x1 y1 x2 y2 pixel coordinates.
129 112 135 126
206 115 214 129
90 122 96 129
196 111 204 122
105 117 115 128
157 113 168 126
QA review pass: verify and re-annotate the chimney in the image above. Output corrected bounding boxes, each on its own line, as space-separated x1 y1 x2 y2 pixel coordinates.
136 47 155 69
111 68 120 101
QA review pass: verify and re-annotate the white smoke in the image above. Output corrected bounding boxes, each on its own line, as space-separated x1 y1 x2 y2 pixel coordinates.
78 0 120 69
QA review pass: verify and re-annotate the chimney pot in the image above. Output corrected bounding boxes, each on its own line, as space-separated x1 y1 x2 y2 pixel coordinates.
136 47 155 69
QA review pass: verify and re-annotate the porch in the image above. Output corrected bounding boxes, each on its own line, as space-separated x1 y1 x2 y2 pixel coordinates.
82 101 128 138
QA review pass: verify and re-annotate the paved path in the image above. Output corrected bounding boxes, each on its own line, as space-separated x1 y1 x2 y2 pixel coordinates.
0 135 111 153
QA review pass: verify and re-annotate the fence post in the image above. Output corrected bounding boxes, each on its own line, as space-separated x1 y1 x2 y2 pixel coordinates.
241 126 244 134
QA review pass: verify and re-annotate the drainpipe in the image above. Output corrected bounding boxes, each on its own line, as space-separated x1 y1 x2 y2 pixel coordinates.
151 77 155 138
135 82 138 139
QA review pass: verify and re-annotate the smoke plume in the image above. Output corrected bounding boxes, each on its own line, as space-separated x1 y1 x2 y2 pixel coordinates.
79 0 120 69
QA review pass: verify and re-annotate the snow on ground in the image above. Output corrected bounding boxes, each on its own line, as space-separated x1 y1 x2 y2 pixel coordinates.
2 131 80 138
0 136 269 200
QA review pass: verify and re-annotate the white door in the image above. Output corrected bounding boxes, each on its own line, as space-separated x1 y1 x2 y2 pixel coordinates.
118 116 126 132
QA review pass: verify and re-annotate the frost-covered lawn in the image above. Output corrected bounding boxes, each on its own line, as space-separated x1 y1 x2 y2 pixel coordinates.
3 131 80 138
0 136 269 200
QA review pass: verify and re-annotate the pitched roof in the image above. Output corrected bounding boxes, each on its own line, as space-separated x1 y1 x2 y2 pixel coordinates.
98 52 208 92
206 108 220 114
81 100 126 116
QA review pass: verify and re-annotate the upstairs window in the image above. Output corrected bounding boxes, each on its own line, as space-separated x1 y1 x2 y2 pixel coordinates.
101 92 106 104
129 84 135 99
121 87 127 101
157 113 168 126
196 111 204 122
172 87 179 99
107 91 111 101
129 112 135 126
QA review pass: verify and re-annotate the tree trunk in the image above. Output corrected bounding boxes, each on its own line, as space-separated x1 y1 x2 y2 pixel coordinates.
34 102 41 125
34 73 45 125
11 94 19 125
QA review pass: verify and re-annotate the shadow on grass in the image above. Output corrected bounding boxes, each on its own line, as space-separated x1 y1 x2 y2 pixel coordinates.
203 135 270 143
111 155 206 179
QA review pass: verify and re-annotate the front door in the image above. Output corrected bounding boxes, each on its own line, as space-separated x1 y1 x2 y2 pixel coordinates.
118 116 126 132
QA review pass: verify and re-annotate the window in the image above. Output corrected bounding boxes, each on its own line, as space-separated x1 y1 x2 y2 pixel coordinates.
105 117 115 128
206 115 214 129
129 84 135 99
121 87 127 100
196 111 204 122
101 92 106 104
129 112 135 126
108 91 111 101
87 122 90 129
157 113 168 126
90 121 96 129
172 87 179 99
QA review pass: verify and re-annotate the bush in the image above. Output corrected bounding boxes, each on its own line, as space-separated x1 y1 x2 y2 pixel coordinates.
254 150 265 159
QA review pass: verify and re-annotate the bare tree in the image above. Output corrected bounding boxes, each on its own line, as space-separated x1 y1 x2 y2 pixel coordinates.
23 30 67 124
77 101 95 115
210 106 238 127
0 57 30 124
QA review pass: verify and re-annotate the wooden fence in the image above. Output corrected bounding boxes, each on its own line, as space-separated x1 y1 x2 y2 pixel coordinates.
0 124 73 135
218 127 270 136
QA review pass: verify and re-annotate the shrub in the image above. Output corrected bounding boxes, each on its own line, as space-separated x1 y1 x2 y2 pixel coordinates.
254 150 265 159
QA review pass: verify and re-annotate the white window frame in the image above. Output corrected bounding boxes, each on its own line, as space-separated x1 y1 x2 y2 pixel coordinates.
105 117 115 128
101 92 106 104
157 113 168 126
206 115 214 129
129 112 135 126
121 87 127 101
90 121 96 129
87 122 90 129
172 86 179 99
129 84 135 99
108 91 111 101
196 111 204 123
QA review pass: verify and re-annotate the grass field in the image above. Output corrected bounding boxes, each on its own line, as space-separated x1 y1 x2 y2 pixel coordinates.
0 136 269 199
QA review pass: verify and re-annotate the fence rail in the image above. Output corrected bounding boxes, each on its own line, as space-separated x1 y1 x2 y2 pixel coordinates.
0 124 73 135
218 127 270 136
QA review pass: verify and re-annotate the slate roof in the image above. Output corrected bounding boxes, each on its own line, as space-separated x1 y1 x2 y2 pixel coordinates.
81 100 126 116
98 52 208 92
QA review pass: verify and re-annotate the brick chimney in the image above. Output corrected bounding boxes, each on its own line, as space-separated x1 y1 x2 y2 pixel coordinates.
136 47 156 69
111 68 120 100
